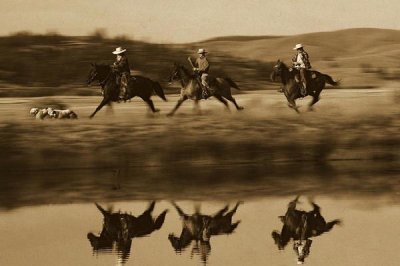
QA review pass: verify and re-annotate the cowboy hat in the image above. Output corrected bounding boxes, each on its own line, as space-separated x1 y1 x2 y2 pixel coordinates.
197 48 208 54
112 47 127 54
293 44 304 50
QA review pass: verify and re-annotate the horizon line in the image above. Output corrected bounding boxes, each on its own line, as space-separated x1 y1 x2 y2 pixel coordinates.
1 27 398 45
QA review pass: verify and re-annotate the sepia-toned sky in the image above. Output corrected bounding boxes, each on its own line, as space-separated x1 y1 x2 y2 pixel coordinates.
1 0 399 43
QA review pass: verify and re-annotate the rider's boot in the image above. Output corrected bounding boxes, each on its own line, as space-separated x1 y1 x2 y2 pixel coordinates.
202 90 209 99
202 86 211 99
118 85 127 102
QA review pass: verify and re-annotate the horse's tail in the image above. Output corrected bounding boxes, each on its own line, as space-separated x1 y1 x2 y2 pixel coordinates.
153 81 167 101
323 74 340 86
224 77 240 90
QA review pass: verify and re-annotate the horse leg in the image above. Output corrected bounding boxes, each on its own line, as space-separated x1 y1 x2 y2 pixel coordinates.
143 201 156 215
224 95 244 110
171 202 187 218
224 201 242 220
214 95 230 111
213 205 229 218
308 87 322 111
193 99 202 114
106 102 114 115
228 201 242 215
90 97 110 118
287 97 299 113
144 98 160 113
167 96 187 117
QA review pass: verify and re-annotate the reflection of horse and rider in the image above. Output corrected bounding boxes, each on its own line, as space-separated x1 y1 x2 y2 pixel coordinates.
87 201 167 264
168 202 241 264
272 196 341 264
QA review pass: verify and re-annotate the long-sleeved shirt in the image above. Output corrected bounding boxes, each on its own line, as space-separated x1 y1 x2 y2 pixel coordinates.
112 55 131 74
195 57 210 74
292 51 311 69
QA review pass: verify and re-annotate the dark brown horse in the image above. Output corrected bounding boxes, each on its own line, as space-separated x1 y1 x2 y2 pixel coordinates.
87 201 167 264
87 63 167 118
168 202 241 264
272 196 341 264
270 60 339 112
167 63 244 116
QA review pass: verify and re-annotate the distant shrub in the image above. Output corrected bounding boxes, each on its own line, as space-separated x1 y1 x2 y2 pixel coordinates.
113 34 131 44
89 28 108 42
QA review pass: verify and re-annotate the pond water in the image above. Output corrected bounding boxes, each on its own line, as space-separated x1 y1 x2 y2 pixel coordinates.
1 195 399 266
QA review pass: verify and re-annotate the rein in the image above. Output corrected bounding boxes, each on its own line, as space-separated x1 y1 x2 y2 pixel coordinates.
278 64 291 85
177 66 192 87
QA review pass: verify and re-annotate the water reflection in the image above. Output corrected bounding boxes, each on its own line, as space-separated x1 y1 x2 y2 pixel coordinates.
168 202 241 264
87 201 167 264
272 196 341 264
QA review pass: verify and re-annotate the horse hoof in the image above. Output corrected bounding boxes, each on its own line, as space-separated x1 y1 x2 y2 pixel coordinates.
238 106 244 111
308 107 314 112
166 113 173 117
154 109 160 113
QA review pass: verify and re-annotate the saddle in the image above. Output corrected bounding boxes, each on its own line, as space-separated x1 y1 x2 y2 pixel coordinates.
194 73 213 99
290 68 318 96
290 68 317 82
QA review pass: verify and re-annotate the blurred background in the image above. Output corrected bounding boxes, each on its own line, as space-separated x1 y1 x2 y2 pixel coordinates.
1 27 400 97
0 1 400 265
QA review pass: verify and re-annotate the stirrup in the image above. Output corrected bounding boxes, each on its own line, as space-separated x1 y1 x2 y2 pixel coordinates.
202 90 211 99
118 95 126 102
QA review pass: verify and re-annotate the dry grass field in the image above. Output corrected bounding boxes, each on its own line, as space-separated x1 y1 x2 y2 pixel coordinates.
0 87 398 209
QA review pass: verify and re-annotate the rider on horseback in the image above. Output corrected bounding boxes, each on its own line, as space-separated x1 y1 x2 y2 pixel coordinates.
189 48 211 99
111 47 131 101
292 44 312 96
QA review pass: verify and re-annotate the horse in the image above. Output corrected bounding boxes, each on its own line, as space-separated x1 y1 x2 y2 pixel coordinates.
87 201 167 264
167 63 244 116
168 202 241 264
270 60 339 112
271 196 341 264
87 63 167 118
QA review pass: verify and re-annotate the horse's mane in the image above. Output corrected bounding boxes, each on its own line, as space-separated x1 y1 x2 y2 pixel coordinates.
177 64 195 78
277 60 290 71
93 63 111 71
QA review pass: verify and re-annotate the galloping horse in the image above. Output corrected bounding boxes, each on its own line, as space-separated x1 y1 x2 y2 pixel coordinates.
87 201 167 264
87 63 167 118
167 63 244 116
270 60 339 112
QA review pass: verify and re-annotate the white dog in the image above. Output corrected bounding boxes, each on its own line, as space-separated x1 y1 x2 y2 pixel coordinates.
34 108 49 119
29 107 77 119
30 108 39 116
47 108 78 119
